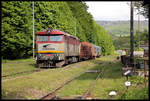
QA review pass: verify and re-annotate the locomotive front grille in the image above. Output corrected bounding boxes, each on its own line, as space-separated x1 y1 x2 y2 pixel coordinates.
37 53 64 61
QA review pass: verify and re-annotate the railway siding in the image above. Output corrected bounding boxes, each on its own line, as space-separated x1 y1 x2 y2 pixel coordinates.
2 61 37 77
2 55 148 99
2 58 97 99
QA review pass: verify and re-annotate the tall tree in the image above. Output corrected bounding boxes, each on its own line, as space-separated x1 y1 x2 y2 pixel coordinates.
134 1 149 18
2 1 33 59
2 1 115 59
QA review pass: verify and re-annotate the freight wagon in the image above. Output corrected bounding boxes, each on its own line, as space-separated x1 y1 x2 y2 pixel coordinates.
94 45 101 57
80 42 93 60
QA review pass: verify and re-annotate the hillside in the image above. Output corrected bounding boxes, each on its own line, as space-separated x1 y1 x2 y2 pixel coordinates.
96 20 148 38
2 1 114 59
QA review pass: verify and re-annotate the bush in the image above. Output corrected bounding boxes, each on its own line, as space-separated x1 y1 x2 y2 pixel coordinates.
120 86 148 99
119 75 148 100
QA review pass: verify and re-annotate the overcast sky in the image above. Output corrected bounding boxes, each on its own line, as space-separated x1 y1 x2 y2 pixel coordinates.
85 1 147 21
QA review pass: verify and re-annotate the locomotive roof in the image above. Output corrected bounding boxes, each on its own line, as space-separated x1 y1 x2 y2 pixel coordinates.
91 43 101 49
81 42 92 46
36 29 79 40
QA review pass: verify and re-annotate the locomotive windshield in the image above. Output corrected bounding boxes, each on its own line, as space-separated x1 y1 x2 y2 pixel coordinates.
37 35 63 42
50 35 63 42
37 36 48 41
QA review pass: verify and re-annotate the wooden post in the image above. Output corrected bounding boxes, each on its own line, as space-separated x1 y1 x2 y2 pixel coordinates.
130 1 134 66
144 60 146 87
32 1 35 59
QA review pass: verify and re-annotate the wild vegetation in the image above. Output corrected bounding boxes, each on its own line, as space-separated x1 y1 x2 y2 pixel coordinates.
1 1 148 100
134 1 149 19
2 1 114 59
96 20 148 37
96 20 148 50
2 58 36 78
112 29 148 50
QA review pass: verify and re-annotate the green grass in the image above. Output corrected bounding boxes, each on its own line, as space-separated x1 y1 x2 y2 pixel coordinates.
2 59 37 77
2 59 97 99
91 56 148 100
119 85 148 100
2 56 149 99
56 72 100 97
55 55 125 99
53 55 149 100
2 57 34 63
91 59 126 99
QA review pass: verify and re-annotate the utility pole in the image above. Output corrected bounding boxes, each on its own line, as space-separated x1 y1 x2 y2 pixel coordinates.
95 30 96 45
32 1 35 59
74 16 76 36
130 1 134 66
138 9 140 31
138 8 140 50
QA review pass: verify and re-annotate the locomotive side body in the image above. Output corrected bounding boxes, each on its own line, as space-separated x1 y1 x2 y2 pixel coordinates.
64 34 80 64
80 42 93 60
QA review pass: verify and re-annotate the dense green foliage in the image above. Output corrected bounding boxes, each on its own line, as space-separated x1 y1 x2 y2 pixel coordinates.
113 29 148 50
120 86 148 99
134 29 149 47
67 2 95 43
113 36 130 50
119 75 148 100
34 1 75 35
134 1 149 18
2 2 33 59
2 1 114 59
94 22 115 55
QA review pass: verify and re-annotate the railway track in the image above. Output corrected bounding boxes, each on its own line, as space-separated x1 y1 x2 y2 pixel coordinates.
39 71 86 100
2 61 35 64
2 60 85 79
2 65 76 82
2 58 92 78
81 70 102 99
2 69 43 78
39 67 105 100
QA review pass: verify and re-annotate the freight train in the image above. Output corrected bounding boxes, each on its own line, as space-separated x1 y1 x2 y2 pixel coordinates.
36 28 101 68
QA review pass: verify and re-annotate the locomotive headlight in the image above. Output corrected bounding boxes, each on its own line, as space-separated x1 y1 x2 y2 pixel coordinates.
37 54 42 60
38 54 42 57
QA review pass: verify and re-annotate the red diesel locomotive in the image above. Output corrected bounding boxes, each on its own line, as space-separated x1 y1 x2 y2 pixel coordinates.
36 28 101 68
36 28 80 67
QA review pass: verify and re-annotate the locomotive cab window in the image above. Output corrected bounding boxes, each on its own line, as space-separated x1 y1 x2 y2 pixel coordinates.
50 35 63 42
37 36 48 41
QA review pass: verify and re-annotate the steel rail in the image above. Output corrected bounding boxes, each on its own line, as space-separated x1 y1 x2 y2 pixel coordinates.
39 61 108 100
2 61 83 78
2 61 35 64
39 71 86 100
2 69 42 78
81 70 102 99
81 64 107 100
